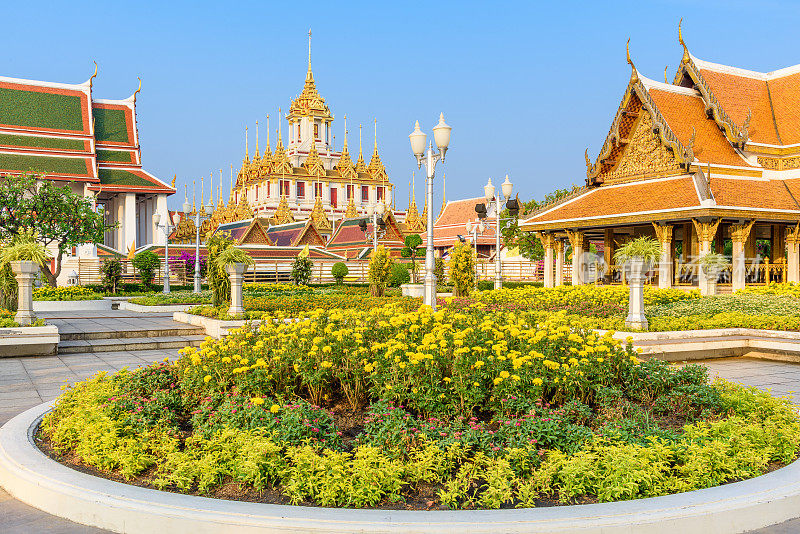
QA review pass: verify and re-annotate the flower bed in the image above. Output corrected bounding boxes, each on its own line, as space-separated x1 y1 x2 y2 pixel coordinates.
129 290 212 306
39 305 800 509
32 286 103 301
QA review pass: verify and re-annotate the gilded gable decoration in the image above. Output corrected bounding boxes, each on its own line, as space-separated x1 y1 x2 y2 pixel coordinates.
270 195 295 225
310 196 332 232
344 197 358 218
605 112 683 181
303 145 326 178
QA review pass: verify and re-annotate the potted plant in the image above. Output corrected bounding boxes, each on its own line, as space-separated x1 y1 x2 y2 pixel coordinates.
0 229 52 325
214 246 254 316
699 252 729 296
613 236 661 330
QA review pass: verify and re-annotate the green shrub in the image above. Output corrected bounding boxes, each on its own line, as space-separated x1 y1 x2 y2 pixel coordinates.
449 242 475 297
100 259 123 294
388 263 410 287
331 262 349 284
434 257 446 286
291 256 314 285
206 232 234 306
132 250 160 288
368 245 393 297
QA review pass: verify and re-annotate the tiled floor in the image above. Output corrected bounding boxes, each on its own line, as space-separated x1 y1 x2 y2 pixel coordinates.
1 347 800 532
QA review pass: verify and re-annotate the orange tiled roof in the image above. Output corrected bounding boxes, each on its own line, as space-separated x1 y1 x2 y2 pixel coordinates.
711 177 800 211
764 72 800 145
648 88 752 167
422 197 497 247
527 176 701 224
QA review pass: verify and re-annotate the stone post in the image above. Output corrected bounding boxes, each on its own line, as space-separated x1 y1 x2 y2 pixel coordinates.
652 223 673 289
555 239 565 286
701 265 719 296
731 221 755 291
225 263 248 316
566 229 585 285
537 232 555 287
625 257 648 330
10 261 38 326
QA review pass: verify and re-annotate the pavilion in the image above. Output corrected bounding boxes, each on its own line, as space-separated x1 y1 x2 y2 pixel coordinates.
521 26 800 290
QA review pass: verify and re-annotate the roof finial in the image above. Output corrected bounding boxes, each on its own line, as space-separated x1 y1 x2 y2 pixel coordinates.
266 114 271 152
664 66 669 84
89 61 98 88
358 124 363 157
209 171 213 204
255 120 260 157
412 170 416 205
245 126 249 161
133 77 141 102
308 29 312 72
626 38 638 82
278 108 282 143
374 118 378 150
193 179 196 213
343 114 348 148
440 172 446 214
678 18 690 62
219 169 224 205
230 164 234 198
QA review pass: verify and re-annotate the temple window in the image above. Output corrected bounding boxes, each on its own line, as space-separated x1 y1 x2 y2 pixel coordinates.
330 187 338 208
347 184 354 200
297 181 305 199
377 186 384 201
314 182 323 198
361 185 369 202
314 123 319 140
281 180 290 196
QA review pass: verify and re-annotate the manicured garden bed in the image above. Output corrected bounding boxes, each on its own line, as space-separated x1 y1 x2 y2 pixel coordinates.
32 285 103 301
39 301 800 509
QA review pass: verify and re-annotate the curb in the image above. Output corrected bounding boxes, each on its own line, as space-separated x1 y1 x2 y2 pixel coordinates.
2 402 800 533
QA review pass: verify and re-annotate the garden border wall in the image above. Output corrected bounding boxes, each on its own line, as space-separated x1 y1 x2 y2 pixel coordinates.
119 301 196 313
2 401 800 534
0 326 58 357
32 299 112 312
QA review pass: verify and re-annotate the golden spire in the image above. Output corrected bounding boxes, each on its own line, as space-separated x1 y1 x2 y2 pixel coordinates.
201 175 205 208
209 172 213 206
355 123 367 173
307 28 312 77
367 119 387 181
218 169 224 206
277 108 283 148
230 164 234 203
343 115 348 149
626 38 639 83
192 179 196 213
244 126 250 163
374 118 378 150
255 120 260 159
265 115 272 157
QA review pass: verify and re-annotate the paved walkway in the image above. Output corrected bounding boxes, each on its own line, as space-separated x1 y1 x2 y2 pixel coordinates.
1 321 800 532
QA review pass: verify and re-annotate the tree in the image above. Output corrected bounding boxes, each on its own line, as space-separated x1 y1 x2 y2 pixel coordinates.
368 245 394 297
101 259 123 294
331 262 349 285
449 241 475 297
500 186 581 260
0 174 115 286
206 232 234 306
291 257 314 285
400 234 423 283
132 250 160 288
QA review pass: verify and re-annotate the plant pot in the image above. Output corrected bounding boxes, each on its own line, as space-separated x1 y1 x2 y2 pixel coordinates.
225 263 249 316
10 261 39 326
624 257 648 330
701 265 721 296
400 283 424 298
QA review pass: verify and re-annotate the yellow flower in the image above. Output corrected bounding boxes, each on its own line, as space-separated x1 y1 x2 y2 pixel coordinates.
532 377 543 386
499 370 510 379
493 377 503 385
203 375 212 383
251 397 265 405
270 404 281 413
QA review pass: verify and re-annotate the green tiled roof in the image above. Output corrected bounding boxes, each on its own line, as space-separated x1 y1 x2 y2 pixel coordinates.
0 133 85 151
0 153 89 176
96 149 133 163
98 168 154 187
0 87 85 132
93 107 130 144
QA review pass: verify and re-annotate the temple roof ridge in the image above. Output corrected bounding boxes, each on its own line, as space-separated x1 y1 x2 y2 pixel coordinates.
690 55 800 81
639 74 698 96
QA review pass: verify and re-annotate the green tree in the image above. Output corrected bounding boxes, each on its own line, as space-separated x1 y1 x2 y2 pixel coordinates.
291 257 314 285
0 174 115 286
0 229 51 310
206 232 234 306
449 241 475 297
368 245 393 297
331 262 349 285
100 259 123 294
132 250 160 288
400 234 423 283
500 186 581 260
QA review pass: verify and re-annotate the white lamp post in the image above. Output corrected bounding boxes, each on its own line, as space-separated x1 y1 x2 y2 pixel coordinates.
484 174 513 290
152 212 176 294
182 195 214 294
409 113 451 310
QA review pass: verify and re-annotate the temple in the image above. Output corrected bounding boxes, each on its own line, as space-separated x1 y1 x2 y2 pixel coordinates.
521 25 800 290
0 66 174 281
229 33 404 234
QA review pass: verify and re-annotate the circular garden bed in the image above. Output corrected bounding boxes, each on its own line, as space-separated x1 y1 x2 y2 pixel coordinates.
38 301 800 510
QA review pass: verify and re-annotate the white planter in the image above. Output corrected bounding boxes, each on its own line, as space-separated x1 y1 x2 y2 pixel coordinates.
10 261 38 326
400 283 424 298
624 257 649 330
33 299 112 312
701 265 721 296
225 263 249 316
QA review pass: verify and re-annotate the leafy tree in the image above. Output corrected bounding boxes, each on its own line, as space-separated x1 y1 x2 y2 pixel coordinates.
101 259 123 294
449 242 475 297
434 257 446 286
368 245 393 297
291 257 314 285
132 250 160 288
400 234 423 283
206 232 234 306
500 186 581 260
331 262 349 285
0 174 115 286
388 263 410 287
0 229 51 310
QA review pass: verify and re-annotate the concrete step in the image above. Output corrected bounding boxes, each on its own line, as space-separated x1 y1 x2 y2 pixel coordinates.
60 327 205 341
58 335 206 354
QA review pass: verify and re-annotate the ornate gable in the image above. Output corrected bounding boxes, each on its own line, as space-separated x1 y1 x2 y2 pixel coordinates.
303 146 326 178
309 196 332 232
270 195 295 225
367 146 388 182
604 110 683 182
239 220 272 245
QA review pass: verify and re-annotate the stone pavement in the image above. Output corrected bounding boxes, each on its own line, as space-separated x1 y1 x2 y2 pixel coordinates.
1 345 800 532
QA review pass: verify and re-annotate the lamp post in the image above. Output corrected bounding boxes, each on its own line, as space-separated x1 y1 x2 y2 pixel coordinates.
152 212 176 294
182 196 214 293
409 113 451 310
484 175 514 290
466 219 485 282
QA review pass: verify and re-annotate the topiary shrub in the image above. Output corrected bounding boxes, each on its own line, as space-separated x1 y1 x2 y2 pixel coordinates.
388 263 411 287
132 250 160 289
368 245 393 297
101 259 123 294
331 262 349 285
292 257 314 285
449 241 475 297
400 234 423 283
434 257 446 286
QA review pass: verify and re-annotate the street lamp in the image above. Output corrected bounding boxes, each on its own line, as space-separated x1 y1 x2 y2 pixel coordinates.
409 113 451 310
484 175 514 290
182 194 214 293
152 212 176 294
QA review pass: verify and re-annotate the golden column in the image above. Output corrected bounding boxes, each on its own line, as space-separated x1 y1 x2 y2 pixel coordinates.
652 223 673 289
555 239 565 286
730 221 755 291
565 229 586 285
786 224 800 284
536 232 555 287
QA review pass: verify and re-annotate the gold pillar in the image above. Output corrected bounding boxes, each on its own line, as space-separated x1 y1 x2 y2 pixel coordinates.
565 229 586 285
604 229 613 272
536 232 555 288
787 224 800 284
652 223 673 289
692 219 720 256
730 221 755 291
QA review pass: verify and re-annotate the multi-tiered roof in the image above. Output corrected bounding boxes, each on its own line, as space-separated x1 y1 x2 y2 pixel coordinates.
0 67 173 195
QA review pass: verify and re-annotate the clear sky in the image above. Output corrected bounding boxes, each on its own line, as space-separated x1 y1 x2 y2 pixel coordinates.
4 0 800 211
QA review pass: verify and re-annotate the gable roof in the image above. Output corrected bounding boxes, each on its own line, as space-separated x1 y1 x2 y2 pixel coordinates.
422 197 496 247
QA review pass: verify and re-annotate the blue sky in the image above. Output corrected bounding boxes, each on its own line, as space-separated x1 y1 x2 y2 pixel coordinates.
4 0 800 210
